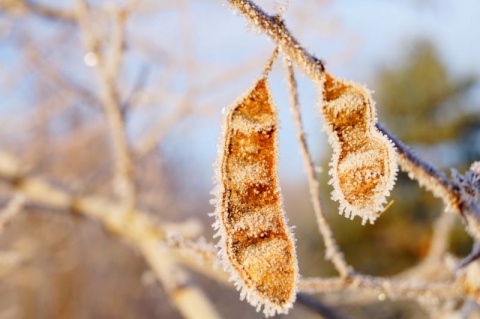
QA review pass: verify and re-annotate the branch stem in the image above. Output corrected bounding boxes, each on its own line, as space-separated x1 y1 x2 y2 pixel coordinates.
284 58 352 277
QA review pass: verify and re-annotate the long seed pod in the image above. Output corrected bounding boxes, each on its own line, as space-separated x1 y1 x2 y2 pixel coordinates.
321 73 398 224
211 51 298 317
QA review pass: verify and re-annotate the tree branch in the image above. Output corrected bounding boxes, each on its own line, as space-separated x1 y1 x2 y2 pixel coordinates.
299 275 462 300
376 123 461 213
0 0 75 21
226 0 325 85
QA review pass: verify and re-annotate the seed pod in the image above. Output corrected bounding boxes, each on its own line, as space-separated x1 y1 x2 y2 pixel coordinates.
322 73 398 224
211 68 298 316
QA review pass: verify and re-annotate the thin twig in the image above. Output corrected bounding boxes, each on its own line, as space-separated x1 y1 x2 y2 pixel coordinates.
226 0 325 84
456 242 480 270
284 57 352 278
299 276 462 300
134 44 273 158
76 1 135 211
122 64 150 114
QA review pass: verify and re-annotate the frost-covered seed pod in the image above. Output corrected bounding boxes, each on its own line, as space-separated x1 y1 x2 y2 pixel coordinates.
321 73 398 224
211 74 298 317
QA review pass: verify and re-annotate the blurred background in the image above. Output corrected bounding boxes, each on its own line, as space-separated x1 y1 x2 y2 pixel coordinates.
0 0 480 318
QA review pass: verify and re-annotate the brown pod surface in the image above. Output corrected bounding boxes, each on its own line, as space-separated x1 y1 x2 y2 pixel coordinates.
212 77 298 317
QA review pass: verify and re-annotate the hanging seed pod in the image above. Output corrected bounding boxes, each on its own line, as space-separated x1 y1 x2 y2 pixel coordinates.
321 73 398 224
211 51 298 317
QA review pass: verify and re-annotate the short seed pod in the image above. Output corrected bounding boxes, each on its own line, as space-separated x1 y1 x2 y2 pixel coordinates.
321 73 398 224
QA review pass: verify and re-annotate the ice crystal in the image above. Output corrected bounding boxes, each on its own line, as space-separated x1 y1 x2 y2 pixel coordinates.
451 164 480 202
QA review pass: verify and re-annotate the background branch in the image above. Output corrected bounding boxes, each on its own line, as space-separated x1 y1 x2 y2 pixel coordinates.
0 150 222 319
76 1 136 211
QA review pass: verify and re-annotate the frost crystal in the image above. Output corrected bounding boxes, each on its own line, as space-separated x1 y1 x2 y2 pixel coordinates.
451 165 480 202
320 73 398 224
274 0 290 16
471 161 480 174
211 72 298 317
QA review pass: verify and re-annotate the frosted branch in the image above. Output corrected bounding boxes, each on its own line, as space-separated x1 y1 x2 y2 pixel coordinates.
166 233 218 264
377 123 480 247
299 276 462 300
376 123 461 213
226 0 325 85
